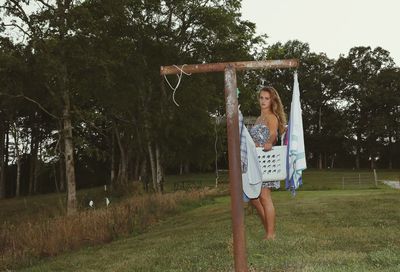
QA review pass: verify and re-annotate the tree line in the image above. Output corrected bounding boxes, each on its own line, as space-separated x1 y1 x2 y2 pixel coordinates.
0 1 399 213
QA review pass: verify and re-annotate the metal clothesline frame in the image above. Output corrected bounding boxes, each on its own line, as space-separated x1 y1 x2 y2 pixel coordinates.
160 59 299 272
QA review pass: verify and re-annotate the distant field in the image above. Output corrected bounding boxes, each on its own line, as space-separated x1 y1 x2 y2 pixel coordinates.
1 169 398 224
164 169 400 192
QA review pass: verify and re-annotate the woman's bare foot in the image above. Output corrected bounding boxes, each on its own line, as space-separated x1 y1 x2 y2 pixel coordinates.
263 234 276 241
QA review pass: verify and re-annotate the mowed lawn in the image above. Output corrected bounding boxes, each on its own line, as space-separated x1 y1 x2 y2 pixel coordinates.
19 188 400 272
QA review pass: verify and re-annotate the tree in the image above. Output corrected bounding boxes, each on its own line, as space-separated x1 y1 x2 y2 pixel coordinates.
335 46 395 168
1 0 83 213
66 0 264 192
371 67 400 168
0 37 26 198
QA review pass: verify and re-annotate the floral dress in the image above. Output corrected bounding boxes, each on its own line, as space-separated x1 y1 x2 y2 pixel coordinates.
249 123 281 190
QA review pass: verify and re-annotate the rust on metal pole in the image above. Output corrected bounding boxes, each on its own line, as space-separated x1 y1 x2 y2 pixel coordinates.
224 65 248 272
160 59 299 75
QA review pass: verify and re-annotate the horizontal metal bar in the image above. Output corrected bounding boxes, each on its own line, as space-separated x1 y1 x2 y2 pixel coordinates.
160 59 299 75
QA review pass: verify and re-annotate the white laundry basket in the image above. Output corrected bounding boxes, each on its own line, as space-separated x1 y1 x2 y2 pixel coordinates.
256 146 287 181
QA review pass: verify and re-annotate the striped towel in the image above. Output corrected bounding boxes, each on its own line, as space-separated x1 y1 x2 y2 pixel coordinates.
239 110 247 173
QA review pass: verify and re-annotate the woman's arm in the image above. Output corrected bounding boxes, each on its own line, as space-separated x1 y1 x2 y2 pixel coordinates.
263 114 278 151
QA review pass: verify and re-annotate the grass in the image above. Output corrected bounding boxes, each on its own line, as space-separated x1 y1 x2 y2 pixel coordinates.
15 188 400 272
1 169 399 271
0 187 220 270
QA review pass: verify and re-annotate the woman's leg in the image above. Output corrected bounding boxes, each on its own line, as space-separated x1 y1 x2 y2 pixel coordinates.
250 198 267 232
259 187 276 239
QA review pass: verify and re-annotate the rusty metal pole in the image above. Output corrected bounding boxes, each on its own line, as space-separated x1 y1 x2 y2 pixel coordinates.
224 65 248 272
161 59 299 75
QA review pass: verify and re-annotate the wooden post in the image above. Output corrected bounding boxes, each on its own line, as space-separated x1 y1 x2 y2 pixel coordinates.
224 65 247 271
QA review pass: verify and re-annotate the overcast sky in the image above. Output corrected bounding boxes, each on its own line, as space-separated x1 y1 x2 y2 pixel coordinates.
241 0 400 66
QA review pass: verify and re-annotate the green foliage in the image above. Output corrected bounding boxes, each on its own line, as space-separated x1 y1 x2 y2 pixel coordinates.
335 46 398 167
0 0 400 199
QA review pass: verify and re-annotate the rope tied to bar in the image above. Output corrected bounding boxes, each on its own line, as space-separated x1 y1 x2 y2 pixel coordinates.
163 64 191 107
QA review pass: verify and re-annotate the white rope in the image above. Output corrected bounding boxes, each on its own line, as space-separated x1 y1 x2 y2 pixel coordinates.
163 64 191 107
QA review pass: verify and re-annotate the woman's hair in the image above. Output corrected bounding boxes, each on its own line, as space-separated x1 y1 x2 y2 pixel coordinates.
259 86 287 135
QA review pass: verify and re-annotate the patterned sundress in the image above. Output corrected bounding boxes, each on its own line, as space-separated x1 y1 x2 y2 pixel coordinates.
249 123 281 190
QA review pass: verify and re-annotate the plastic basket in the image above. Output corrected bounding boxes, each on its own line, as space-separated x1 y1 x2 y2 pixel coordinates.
256 146 287 181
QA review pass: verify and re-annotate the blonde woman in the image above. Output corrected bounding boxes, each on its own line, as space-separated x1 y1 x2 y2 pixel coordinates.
249 86 287 240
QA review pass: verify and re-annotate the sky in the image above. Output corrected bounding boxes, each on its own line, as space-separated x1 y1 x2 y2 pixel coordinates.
241 0 400 66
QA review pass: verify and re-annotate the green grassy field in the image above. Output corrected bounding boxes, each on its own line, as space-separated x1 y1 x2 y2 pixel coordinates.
1 170 400 271
164 168 398 191
15 188 400 272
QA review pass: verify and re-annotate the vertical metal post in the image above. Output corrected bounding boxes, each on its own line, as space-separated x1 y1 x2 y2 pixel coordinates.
373 169 378 187
224 65 248 272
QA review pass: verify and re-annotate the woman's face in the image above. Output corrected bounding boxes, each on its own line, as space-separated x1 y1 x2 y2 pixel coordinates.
259 90 272 110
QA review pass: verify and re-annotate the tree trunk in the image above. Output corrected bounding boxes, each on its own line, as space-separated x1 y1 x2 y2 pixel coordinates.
59 158 65 192
59 121 65 192
318 153 323 169
29 121 39 195
140 159 148 192
179 161 183 175
330 153 335 169
29 147 37 195
355 131 361 169
355 154 360 169
156 143 163 192
148 142 157 192
388 131 393 169
370 155 375 169
15 156 21 197
5 124 9 191
0 119 5 199
114 124 128 186
318 106 323 170
11 124 21 197
140 159 147 178
53 163 59 193
33 143 40 194
134 158 140 181
110 132 115 186
184 161 190 174
117 156 128 185
63 90 77 215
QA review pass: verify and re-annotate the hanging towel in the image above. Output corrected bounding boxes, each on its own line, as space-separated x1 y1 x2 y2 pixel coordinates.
239 110 262 199
286 72 307 195
239 111 248 173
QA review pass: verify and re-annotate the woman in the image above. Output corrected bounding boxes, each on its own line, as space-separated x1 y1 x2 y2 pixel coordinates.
249 86 287 240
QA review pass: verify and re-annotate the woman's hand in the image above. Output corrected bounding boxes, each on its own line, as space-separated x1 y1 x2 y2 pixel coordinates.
263 142 273 151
